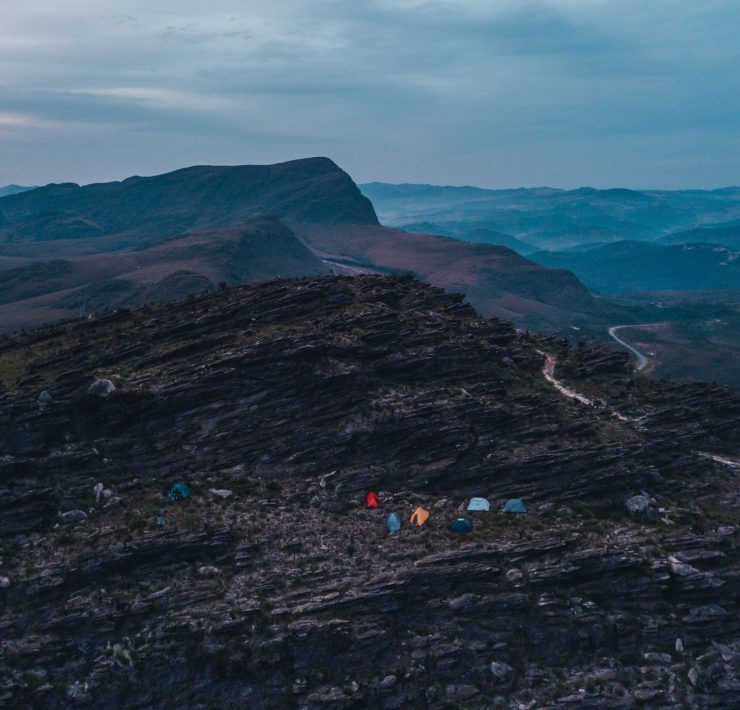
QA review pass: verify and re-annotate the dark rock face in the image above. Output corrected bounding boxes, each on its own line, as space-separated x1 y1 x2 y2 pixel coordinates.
0 275 737 707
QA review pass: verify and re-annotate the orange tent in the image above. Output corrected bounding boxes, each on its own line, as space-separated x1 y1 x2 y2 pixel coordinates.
366 491 379 508
410 506 429 526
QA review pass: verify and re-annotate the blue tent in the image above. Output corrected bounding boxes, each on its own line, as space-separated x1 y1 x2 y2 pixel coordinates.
502 498 527 514
467 497 491 512
167 482 191 500
387 512 402 532
449 517 473 533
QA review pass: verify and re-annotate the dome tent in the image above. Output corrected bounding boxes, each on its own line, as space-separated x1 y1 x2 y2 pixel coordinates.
467 497 491 512
167 482 191 501
502 498 527 514
409 506 429 526
449 517 473 533
366 491 379 508
387 512 402 531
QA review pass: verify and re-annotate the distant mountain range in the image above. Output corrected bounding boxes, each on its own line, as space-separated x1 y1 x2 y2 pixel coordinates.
658 224 740 250
0 159 628 332
530 241 740 294
360 182 740 252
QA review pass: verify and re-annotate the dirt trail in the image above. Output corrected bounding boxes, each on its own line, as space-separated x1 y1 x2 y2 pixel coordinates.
538 350 594 405
537 350 633 422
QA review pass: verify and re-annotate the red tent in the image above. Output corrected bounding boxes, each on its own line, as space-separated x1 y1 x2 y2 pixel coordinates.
366 491 379 508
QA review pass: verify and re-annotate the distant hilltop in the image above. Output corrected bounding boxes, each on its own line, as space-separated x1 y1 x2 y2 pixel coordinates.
0 184 36 198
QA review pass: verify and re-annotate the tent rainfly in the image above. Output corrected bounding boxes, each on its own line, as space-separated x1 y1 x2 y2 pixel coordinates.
467 497 491 512
167 482 191 500
409 506 430 526
366 491 379 508
501 498 528 514
449 517 473 533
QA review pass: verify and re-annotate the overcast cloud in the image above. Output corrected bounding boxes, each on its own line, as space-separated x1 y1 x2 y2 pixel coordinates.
1 0 738 188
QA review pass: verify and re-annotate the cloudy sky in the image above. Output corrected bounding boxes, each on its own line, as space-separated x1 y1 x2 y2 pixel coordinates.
1 0 738 188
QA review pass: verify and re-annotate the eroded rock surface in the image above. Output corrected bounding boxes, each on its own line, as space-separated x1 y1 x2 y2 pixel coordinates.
0 274 737 708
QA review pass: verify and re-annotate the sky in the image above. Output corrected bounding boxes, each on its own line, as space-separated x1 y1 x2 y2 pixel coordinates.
1 0 739 189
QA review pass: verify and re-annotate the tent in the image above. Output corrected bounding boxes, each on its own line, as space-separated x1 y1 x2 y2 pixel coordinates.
409 506 429 526
502 498 527 514
167 482 191 500
387 512 402 531
366 491 379 508
449 517 473 533
467 497 491 512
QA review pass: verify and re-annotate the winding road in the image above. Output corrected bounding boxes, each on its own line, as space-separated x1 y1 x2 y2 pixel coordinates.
608 324 664 371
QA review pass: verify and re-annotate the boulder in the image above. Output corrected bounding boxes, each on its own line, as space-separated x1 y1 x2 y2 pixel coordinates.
490 661 513 680
87 379 116 398
58 510 87 524
625 494 651 514
197 565 221 578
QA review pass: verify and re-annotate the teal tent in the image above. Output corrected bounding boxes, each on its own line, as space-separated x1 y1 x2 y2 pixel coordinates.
502 498 527 514
450 517 473 533
387 512 402 532
467 497 491 512
167 482 191 500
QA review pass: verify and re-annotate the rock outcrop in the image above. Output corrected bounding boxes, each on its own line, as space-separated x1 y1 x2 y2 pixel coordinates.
0 274 737 708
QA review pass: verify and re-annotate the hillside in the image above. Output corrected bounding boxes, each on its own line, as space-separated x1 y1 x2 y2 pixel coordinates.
400 221 538 255
0 158 378 256
0 159 631 334
0 218 328 332
0 275 737 707
530 241 740 293
0 185 35 198
659 224 740 250
361 182 740 251
294 223 628 331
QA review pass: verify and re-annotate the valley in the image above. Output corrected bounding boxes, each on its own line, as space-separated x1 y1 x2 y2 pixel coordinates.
364 181 740 389
0 160 634 335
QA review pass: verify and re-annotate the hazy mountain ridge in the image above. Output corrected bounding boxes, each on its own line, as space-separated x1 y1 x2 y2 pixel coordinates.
361 182 740 252
0 159 631 333
530 241 740 294
0 184 36 198
659 223 740 250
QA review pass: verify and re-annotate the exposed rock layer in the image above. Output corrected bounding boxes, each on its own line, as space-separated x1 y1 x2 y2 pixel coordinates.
0 275 737 708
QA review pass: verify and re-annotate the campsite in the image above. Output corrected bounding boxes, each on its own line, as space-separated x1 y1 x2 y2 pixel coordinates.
1 274 737 707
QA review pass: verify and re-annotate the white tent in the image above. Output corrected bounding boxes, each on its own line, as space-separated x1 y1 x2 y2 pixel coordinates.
467 497 491 512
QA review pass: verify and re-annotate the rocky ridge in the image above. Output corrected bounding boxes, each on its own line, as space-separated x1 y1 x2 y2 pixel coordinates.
0 274 738 708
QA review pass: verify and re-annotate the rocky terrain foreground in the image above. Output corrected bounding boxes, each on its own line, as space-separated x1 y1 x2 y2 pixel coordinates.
0 274 738 708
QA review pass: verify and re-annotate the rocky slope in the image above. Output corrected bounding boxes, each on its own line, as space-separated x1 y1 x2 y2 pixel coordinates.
0 275 738 708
